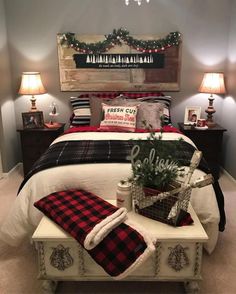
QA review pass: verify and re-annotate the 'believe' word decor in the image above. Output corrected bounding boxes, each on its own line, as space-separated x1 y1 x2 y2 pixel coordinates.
131 145 179 174
61 28 181 54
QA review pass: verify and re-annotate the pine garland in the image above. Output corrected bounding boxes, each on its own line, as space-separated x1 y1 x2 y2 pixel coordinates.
60 28 181 54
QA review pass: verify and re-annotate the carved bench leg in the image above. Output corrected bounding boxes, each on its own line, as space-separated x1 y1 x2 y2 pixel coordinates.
42 280 58 294
184 281 200 294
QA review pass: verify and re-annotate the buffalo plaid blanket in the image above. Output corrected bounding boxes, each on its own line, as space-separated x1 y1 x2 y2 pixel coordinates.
34 189 155 279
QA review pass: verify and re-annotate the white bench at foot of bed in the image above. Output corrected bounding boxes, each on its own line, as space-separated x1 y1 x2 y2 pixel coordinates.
32 202 208 294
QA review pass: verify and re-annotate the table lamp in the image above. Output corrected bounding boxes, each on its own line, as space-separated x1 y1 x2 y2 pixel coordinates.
18 72 47 111
199 72 226 127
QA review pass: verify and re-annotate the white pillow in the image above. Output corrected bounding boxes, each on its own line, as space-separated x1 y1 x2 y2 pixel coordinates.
99 104 138 132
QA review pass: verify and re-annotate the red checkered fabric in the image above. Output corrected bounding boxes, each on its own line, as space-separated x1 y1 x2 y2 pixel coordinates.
34 189 148 277
78 92 164 99
78 92 119 99
89 222 147 276
34 190 120 245
178 211 194 226
122 92 164 99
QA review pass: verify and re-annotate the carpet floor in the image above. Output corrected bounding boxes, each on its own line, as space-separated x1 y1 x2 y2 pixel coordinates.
0 165 235 294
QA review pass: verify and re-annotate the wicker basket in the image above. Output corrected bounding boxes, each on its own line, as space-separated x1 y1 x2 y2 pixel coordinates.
132 182 192 226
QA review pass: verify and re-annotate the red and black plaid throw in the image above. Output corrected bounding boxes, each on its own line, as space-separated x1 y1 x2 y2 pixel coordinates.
89 222 148 277
34 189 127 248
34 189 153 278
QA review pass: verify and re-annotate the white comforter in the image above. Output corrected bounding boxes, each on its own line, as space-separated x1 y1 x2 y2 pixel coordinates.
0 131 220 253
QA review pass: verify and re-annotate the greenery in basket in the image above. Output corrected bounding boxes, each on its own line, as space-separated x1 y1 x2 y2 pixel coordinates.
130 121 185 191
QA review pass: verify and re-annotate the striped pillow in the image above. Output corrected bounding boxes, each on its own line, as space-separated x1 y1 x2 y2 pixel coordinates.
70 97 91 126
76 93 118 127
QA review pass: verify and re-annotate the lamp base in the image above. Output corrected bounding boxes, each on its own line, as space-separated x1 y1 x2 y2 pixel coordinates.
206 120 216 128
45 122 62 129
205 95 216 128
30 95 38 112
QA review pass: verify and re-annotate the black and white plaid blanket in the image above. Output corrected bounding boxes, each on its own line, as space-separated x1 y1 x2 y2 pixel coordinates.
18 138 226 231
18 139 209 193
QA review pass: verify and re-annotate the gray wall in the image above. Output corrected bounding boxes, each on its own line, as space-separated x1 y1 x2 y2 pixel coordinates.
0 0 19 172
223 0 236 178
1 0 235 177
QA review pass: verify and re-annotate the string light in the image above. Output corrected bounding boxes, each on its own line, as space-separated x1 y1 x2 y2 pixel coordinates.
61 29 181 54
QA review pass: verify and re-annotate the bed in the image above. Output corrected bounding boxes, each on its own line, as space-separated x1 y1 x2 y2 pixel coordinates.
0 126 220 252
0 93 223 282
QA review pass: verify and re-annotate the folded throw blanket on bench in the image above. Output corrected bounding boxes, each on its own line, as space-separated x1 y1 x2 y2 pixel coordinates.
34 189 155 279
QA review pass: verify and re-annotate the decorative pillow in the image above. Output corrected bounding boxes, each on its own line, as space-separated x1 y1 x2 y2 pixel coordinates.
89 96 114 126
136 102 164 129
106 98 163 129
137 96 172 125
137 95 171 107
70 97 91 126
99 104 138 132
88 92 169 127
82 93 118 126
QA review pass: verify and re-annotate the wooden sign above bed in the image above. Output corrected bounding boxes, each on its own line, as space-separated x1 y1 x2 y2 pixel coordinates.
57 29 182 92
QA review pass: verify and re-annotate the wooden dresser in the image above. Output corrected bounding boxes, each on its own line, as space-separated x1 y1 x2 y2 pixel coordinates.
17 124 65 176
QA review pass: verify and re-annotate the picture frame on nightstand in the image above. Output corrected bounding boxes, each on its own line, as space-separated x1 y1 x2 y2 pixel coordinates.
22 111 44 129
184 106 201 125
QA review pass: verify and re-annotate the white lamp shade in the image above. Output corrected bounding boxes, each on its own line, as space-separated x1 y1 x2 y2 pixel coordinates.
199 73 226 94
18 72 46 95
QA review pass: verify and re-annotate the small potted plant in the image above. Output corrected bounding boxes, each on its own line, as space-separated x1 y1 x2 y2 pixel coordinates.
128 123 212 226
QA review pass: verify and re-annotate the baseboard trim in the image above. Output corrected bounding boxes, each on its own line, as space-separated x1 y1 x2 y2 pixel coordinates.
220 167 236 184
2 162 23 178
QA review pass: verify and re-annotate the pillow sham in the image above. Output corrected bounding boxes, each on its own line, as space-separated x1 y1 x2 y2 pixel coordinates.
70 97 91 126
137 95 171 107
136 102 163 129
85 93 118 126
89 96 114 126
99 104 138 132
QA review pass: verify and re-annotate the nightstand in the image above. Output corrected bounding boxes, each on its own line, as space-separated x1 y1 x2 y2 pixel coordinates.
178 123 227 180
17 124 65 176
